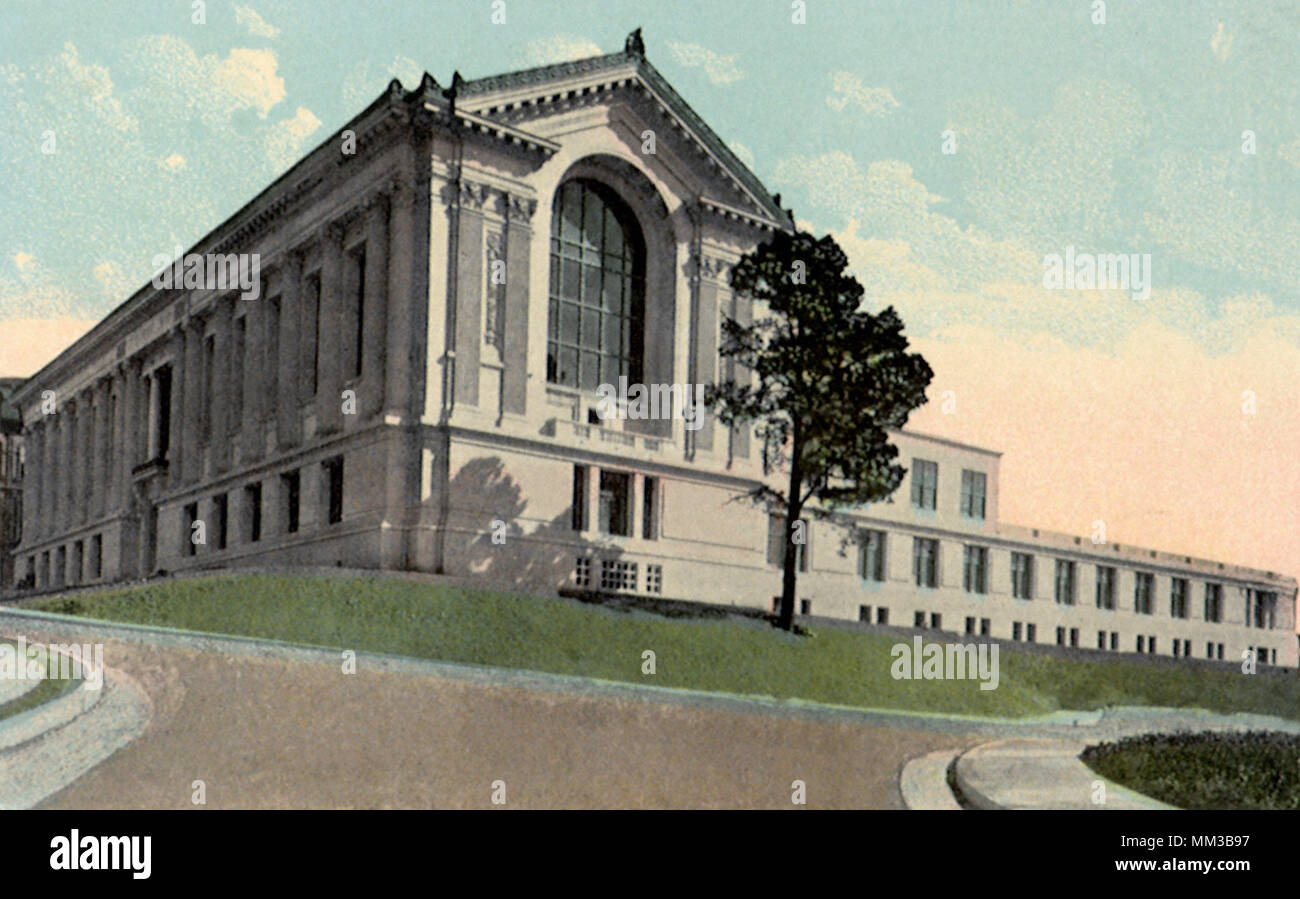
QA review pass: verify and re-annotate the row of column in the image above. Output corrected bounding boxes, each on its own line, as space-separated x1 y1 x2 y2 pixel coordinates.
20 173 419 555
24 358 145 543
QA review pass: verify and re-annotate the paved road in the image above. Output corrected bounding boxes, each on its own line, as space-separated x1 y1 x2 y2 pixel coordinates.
0 618 972 809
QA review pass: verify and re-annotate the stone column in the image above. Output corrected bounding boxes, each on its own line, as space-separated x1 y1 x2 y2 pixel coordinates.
452 182 486 408
146 373 160 461
120 359 140 501
93 378 110 517
242 288 266 461
181 318 203 484
25 420 41 542
80 388 94 522
56 399 72 531
167 326 185 485
211 297 233 473
384 175 415 420
728 285 752 460
693 268 719 454
317 223 346 434
362 194 389 419
502 193 535 416
278 253 303 449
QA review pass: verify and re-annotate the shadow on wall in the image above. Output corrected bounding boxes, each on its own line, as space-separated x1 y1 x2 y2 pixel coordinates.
442 456 623 592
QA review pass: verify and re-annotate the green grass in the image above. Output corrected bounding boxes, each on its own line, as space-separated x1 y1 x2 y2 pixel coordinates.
20 574 1300 721
1082 731 1300 809
0 643 82 721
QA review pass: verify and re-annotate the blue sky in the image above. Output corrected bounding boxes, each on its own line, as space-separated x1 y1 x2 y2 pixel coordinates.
1 0 1297 574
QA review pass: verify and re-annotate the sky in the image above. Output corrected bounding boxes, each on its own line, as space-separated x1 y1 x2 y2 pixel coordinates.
1 0 1297 583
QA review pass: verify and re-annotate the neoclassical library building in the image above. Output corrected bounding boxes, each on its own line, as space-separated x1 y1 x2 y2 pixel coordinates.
9 33 1295 668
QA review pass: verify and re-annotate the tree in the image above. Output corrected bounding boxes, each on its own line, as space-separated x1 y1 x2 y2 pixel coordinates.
705 230 933 631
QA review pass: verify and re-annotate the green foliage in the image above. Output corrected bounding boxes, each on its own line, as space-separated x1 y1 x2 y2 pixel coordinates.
22 575 1300 724
1082 731 1300 809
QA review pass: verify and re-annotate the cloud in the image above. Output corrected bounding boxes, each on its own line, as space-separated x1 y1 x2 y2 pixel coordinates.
666 41 743 85
13 253 33 274
825 71 899 117
341 55 424 108
728 141 755 168
1211 22 1233 61
520 35 602 67
213 47 286 118
235 5 281 39
264 106 323 171
160 152 186 171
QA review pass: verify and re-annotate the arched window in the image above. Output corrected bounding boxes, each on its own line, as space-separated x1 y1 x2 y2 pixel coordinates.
547 179 645 390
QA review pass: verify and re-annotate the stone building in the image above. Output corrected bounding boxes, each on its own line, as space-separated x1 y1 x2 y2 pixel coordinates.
0 378 22 589
8 32 1296 668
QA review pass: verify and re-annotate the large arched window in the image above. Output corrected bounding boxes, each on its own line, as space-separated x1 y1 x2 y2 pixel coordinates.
547 179 645 391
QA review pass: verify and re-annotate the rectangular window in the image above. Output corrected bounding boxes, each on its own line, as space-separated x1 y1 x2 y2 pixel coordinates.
574 557 591 588
1134 572 1154 614
1249 589 1277 629
1012 621 1022 641
980 618 990 636
1149 636 1157 654
1011 552 1033 599
184 502 198 556
1056 626 1065 646
304 272 321 396
1206 641 1214 659
324 457 344 525
214 493 228 550
1170 577 1188 619
914 611 926 628
599 559 637 592
913 537 939 588
963 545 988 594
1110 632 1118 651
156 364 172 458
232 315 246 427
1025 623 1036 643
967 616 977 636
911 459 938 510
858 529 886 581
1069 628 1079 648
350 245 367 379
202 335 215 442
1054 560 1075 605
800 599 812 616
642 476 658 540
644 564 662 594
767 514 808 571
245 482 262 543
929 612 942 630
960 469 987 519
1203 583 1222 622
90 534 102 579
598 470 631 537
1095 566 1116 610
572 465 588 531
282 470 300 534
876 607 889 625
860 605 873 623
1098 630 1106 650
1137 634 1145 653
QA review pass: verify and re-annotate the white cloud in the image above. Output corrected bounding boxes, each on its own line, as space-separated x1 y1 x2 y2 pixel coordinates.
264 106 323 172
13 253 34 274
341 55 424 109
666 41 743 85
521 35 602 67
826 71 899 117
161 152 186 171
214 47 286 118
1211 22 1233 61
728 141 755 168
235 5 281 39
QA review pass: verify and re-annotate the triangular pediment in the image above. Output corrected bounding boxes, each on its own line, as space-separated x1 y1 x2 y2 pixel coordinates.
454 42 791 230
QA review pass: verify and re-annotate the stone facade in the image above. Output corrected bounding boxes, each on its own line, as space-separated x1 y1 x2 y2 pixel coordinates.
7 37 1296 668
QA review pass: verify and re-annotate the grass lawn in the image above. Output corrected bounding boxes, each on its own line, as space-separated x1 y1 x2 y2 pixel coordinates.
0 643 82 722
1082 731 1300 809
20 573 1300 721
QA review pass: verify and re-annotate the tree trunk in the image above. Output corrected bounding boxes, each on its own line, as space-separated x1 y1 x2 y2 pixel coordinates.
777 423 803 631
